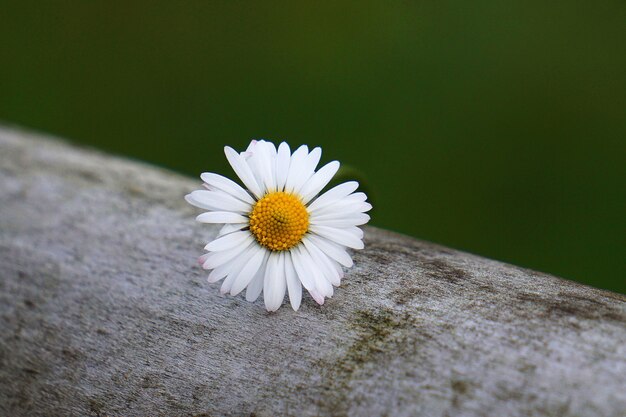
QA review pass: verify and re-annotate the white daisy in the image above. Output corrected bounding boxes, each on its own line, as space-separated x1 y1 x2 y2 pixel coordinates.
186 140 371 311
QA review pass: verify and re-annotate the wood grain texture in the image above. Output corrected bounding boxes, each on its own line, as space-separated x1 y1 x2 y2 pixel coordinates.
0 125 624 417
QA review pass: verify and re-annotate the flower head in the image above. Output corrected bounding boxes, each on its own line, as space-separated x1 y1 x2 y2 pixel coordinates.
186 140 371 311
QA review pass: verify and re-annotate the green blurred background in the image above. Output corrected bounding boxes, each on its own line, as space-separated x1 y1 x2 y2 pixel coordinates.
1 1 624 293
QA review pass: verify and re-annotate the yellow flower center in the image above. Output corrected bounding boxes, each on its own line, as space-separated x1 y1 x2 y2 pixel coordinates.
249 192 309 251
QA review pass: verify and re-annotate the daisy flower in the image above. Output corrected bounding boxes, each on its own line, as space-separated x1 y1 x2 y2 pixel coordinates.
186 140 371 311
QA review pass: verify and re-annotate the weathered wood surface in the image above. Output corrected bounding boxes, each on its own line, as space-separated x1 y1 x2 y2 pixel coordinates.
0 125 624 417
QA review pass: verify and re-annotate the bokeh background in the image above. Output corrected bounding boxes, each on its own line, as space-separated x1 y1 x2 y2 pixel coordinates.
1 2 624 293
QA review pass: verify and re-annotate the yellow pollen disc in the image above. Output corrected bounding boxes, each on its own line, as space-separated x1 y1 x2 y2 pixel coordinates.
249 192 309 251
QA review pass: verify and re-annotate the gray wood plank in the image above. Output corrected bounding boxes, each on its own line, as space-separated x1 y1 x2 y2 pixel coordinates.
0 125 624 417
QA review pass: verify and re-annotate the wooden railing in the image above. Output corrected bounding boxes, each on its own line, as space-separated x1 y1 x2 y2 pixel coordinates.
0 125 624 416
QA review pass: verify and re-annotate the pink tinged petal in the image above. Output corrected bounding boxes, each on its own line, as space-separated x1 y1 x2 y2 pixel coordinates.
186 190 251 213
284 145 309 193
200 172 255 205
202 236 254 269
292 147 322 193
284 253 302 311
307 181 359 213
224 146 263 199
302 239 340 286
309 225 364 250
246 140 276 193
264 253 286 312
252 139 277 157
204 231 250 252
275 142 291 191
309 289 325 305
230 247 267 296
305 234 353 267
199 253 210 264
299 161 341 204
245 256 267 302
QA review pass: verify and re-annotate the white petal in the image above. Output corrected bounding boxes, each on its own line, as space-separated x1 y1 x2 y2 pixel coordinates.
264 253 286 311
343 226 365 239
200 172 255 205
245 140 258 153
186 193 211 210
292 147 322 193
305 234 353 267
224 146 263 198
266 141 277 154
207 262 231 283
204 230 250 251
312 217 369 228
265 141 278 190
296 245 333 297
220 244 257 294
317 273 334 297
309 225 364 249
322 225 363 239
196 211 249 224
241 140 264 187
230 246 267 296
312 268 334 298
357 202 373 212
245 257 267 302
307 181 359 212
330 258 345 280
284 253 302 311
311 200 372 217
203 236 254 269
311 210 369 222
302 239 340 286
284 145 309 193
219 223 247 236
186 190 251 213
310 213 370 227
253 140 277 193
344 192 368 203
275 142 291 191
290 246 317 291
299 161 340 203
